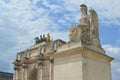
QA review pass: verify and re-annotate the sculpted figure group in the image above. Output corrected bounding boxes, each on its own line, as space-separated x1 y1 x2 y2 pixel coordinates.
34 4 101 48
69 4 101 48
34 33 51 44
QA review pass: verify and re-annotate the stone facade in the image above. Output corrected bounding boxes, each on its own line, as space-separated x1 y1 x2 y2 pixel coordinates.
13 4 113 80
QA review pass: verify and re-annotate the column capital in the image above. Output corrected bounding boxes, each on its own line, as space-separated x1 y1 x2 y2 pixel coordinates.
49 59 54 63
14 66 19 70
37 59 43 66
22 64 28 68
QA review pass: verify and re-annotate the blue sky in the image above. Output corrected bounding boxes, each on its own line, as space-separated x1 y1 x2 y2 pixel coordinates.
0 0 120 80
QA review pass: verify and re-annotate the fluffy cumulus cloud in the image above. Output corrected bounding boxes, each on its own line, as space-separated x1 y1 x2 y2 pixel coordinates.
62 0 120 26
0 0 69 72
0 0 120 80
103 45 120 80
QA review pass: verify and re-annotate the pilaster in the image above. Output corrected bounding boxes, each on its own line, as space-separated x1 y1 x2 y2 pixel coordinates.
22 64 28 80
49 58 54 80
14 66 19 80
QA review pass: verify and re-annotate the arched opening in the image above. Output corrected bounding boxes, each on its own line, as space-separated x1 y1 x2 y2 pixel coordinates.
29 68 37 80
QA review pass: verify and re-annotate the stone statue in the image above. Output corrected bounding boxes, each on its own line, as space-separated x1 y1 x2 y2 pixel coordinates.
68 25 77 42
79 4 90 26
68 4 101 48
46 33 51 43
89 9 101 47
68 24 90 44
43 34 46 42
34 37 40 44
79 4 90 44
34 34 51 44
40 35 43 42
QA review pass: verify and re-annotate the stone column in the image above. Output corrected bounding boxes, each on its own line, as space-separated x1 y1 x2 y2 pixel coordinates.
25 67 28 80
38 65 43 80
13 70 16 80
14 66 19 80
22 64 28 80
49 58 54 80
37 56 43 80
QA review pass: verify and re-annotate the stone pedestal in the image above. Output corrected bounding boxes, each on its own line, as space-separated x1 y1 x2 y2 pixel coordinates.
53 47 113 80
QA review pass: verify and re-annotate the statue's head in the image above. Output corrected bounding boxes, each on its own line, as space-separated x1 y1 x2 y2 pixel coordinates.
47 33 50 37
80 4 87 16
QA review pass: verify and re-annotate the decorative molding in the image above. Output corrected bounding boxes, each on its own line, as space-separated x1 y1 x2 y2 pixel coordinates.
52 48 86 59
51 47 113 62
13 47 113 67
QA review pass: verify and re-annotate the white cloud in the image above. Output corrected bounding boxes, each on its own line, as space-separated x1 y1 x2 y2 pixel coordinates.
0 0 68 72
61 0 120 25
102 44 120 80
117 68 120 72
103 44 120 56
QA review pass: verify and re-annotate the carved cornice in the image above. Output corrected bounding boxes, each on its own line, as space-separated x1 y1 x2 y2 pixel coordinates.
87 49 114 62
23 59 37 64
13 61 22 66
13 56 51 66
51 47 86 59
50 47 113 62
13 59 37 66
